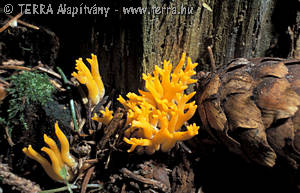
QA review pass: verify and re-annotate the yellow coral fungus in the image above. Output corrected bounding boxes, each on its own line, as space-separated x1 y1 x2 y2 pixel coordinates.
118 52 200 154
54 122 76 168
22 145 63 182
92 107 114 125
72 54 105 105
23 122 77 182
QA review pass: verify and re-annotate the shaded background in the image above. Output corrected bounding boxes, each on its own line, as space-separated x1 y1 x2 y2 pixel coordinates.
0 0 300 192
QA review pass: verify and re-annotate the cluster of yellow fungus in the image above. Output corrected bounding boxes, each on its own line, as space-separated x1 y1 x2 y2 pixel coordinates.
92 107 114 125
118 53 200 154
23 122 77 182
72 54 105 105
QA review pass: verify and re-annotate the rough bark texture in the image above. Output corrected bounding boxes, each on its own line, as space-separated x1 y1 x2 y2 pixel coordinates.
4 0 298 94
86 0 299 93
140 0 299 72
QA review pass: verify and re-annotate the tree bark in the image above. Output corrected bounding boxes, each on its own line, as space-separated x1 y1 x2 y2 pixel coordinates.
85 0 300 93
2 1 299 93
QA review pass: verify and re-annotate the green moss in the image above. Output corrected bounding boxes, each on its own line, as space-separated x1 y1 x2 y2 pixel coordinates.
8 71 55 105
5 71 56 132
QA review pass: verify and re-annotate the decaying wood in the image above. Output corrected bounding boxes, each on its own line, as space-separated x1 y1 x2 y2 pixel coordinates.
197 58 300 168
97 108 124 151
0 162 41 193
121 167 170 193
66 0 300 93
171 157 195 193
140 0 286 72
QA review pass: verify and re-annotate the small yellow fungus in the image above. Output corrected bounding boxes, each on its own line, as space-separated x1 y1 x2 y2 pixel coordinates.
23 122 77 182
72 54 105 105
92 107 114 125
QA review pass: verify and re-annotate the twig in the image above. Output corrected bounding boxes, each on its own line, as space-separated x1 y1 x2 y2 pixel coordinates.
121 184 126 193
121 168 169 192
78 118 86 134
5 126 14 146
2 59 25 66
207 46 216 71
105 128 121 169
7 15 39 30
39 184 102 193
0 65 31 71
0 13 23 33
56 67 72 85
81 166 95 193
178 142 192 153
104 150 111 169
56 67 79 132
49 79 66 92
0 162 41 193
84 159 98 164
0 77 10 86
88 101 92 131
34 65 61 79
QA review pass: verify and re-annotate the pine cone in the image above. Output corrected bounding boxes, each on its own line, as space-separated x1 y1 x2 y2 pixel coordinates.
197 57 300 168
